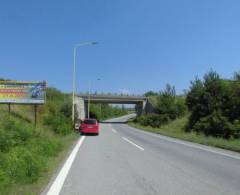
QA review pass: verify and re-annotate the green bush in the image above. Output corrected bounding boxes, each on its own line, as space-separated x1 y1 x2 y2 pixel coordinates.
60 99 72 118
193 111 232 138
45 101 58 115
3 147 46 184
0 117 34 152
0 129 14 152
0 116 58 186
134 85 187 128
144 91 159 97
43 114 71 135
41 87 72 135
186 70 240 138
28 138 62 158
134 114 170 128
157 84 187 120
0 169 10 192
175 97 187 117
232 120 240 138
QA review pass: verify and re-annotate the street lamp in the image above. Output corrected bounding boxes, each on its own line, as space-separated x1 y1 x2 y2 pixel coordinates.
88 78 101 119
72 41 97 125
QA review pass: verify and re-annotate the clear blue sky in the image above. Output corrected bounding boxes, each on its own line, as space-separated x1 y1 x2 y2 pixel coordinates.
1 0 240 94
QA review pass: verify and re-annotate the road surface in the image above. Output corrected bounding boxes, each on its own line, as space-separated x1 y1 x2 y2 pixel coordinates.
43 114 240 195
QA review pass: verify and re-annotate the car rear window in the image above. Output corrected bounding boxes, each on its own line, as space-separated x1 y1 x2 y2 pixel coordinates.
84 119 97 124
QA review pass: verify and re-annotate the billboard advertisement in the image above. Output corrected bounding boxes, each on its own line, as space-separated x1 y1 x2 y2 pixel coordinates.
0 81 46 104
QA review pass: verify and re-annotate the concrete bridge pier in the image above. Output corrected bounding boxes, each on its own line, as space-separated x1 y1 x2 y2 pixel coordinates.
74 97 86 120
135 101 146 116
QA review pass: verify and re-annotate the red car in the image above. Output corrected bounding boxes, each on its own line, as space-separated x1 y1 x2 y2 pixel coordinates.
80 118 99 135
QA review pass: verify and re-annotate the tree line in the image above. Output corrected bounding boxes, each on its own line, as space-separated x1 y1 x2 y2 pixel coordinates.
135 70 240 139
89 104 130 120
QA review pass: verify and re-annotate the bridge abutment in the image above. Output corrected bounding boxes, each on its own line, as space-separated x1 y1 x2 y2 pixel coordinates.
75 97 86 120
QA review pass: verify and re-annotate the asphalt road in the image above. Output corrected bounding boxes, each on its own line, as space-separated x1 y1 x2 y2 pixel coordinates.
44 114 240 195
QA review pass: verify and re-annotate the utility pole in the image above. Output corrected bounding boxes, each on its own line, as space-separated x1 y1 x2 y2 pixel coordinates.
88 81 91 118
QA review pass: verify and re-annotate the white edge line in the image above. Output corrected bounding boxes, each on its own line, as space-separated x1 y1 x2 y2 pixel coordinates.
122 137 144 151
127 126 240 160
167 138 240 160
46 136 86 195
112 129 117 133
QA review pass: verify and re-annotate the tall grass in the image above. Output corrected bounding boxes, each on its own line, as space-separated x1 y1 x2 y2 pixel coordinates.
0 88 78 194
129 116 240 152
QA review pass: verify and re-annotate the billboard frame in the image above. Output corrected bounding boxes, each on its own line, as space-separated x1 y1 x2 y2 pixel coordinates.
0 80 47 126
0 80 47 105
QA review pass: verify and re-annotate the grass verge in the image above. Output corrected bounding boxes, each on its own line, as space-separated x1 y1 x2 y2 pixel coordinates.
0 87 78 194
129 116 240 153
0 110 79 195
7 133 78 195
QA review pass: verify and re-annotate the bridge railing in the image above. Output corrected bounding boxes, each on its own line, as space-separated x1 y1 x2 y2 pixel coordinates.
78 92 146 98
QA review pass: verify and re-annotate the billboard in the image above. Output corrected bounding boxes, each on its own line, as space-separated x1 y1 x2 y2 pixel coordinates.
0 81 46 104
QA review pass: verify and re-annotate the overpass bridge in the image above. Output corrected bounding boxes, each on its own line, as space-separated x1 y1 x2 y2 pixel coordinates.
75 94 152 119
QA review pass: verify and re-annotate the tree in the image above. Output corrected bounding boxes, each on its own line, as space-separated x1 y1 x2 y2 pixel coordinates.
144 91 158 97
186 70 240 138
157 84 186 120
233 72 240 81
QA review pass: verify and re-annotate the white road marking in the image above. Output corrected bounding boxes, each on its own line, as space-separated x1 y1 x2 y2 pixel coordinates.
127 125 240 160
46 136 86 195
122 137 144 151
165 138 240 161
112 129 117 133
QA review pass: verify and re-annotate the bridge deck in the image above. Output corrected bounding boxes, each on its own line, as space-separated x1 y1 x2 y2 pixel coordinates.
77 94 147 104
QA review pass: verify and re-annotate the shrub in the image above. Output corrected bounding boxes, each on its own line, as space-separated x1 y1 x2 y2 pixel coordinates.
45 101 58 115
144 91 159 97
157 84 187 120
55 122 71 135
193 111 232 138
0 169 10 192
134 85 187 128
28 138 62 158
43 114 71 135
231 120 240 138
3 147 46 184
134 114 170 128
60 98 73 119
0 118 34 152
186 70 240 138
175 97 187 117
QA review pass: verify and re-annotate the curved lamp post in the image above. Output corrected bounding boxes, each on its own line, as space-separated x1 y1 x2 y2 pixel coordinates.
72 41 97 125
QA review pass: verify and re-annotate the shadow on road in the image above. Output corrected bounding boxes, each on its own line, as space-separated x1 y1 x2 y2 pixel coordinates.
81 133 99 136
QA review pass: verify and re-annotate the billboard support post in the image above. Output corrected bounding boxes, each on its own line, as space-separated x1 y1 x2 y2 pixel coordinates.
34 104 37 126
8 103 11 114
